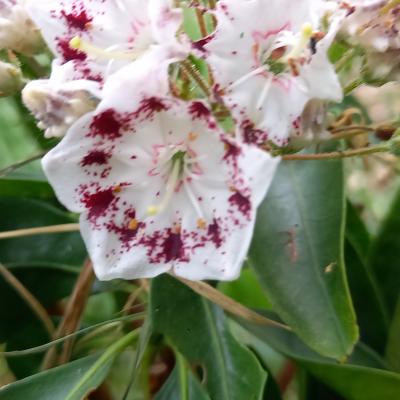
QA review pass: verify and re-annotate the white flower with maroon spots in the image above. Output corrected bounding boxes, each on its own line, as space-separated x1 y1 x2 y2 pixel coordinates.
204 0 342 147
23 61 100 138
341 0 400 52
26 0 185 82
42 63 279 281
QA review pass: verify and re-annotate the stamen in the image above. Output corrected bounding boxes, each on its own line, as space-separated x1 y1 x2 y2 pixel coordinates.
128 218 139 230
380 0 400 15
229 66 266 89
256 74 273 110
69 36 140 61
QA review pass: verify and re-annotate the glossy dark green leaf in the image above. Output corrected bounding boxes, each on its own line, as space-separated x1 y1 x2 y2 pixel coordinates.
240 317 400 400
345 204 389 353
155 366 210 400
0 197 86 376
151 275 267 400
0 355 111 400
385 296 400 372
369 190 400 317
0 178 54 201
0 197 85 269
249 160 358 360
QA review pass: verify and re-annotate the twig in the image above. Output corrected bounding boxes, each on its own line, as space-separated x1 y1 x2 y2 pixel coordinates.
0 224 80 240
41 260 95 369
277 361 297 394
0 152 47 178
282 144 388 161
172 274 291 330
0 263 55 337
330 125 375 134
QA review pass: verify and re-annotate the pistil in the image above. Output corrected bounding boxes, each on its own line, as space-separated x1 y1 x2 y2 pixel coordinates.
69 36 140 61
147 151 186 216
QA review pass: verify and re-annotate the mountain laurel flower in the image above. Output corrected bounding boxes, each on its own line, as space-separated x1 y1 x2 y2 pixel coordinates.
22 61 100 138
26 0 186 83
0 60 23 97
42 59 280 281
339 0 400 81
204 0 343 147
0 0 42 55
341 0 400 52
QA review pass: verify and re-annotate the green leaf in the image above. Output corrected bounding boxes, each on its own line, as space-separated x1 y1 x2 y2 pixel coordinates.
345 203 389 353
369 190 400 318
0 197 85 376
0 178 54 201
65 330 138 400
218 267 271 310
239 318 400 400
155 365 210 400
151 275 267 400
0 98 40 169
385 296 400 372
249 160 358 360
0 355 110 400
0 197 85 270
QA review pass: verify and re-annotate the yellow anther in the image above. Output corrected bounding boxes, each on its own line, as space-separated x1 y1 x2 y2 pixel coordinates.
128 218 139 230
172 224 182 234
189 131 198 141
113 184 122 193
197 218 207 230
69 36 82 50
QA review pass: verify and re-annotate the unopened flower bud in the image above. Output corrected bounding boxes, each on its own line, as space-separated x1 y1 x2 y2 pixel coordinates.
0 0 42 55
0 60 22 96
22 80 97 138
375 124 396 141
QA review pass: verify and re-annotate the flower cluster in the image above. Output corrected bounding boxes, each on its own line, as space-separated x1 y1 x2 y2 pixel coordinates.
340 0 400 81
20 0 348 281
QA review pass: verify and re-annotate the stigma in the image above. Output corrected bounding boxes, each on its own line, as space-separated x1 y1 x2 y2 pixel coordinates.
69 36 140 61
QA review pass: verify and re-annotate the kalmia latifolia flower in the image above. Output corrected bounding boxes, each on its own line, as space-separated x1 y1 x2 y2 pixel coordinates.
42 62 280 281
23 62 100 138
341 0 400 52
0 0 42 55
339 0 400 80
204 0 343 146
25 0 185 82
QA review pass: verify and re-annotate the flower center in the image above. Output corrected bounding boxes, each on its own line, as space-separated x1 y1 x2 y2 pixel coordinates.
261 23 315 75
147 149 188 216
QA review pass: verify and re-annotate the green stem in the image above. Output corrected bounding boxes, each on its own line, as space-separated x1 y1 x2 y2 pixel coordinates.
0 151 47 177
344 78 364 95
282 144 389 161
180 59 211 97
65 330 139 400
176 350 189 400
